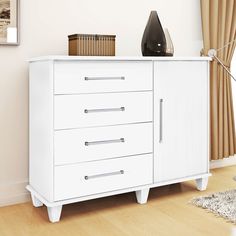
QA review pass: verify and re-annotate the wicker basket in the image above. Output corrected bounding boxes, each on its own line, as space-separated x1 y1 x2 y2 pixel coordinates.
68 34 116 56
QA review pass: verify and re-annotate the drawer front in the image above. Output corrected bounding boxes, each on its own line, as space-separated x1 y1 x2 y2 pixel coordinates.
54 154 153 201
54 92 152 130
54 123 152 165
54 61 152 94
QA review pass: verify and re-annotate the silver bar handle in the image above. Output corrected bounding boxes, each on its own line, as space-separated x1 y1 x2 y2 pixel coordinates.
159 99 163 143
85 138 125 146
85 170 124 180
84 107 125 113
84 76 125 81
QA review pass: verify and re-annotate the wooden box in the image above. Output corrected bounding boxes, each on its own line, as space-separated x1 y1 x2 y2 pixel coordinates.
68 34 116 56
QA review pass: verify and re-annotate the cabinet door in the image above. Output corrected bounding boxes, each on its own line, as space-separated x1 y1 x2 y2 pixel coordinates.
154 61 209 183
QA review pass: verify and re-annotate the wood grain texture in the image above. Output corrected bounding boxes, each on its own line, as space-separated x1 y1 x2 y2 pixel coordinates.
1 166 236 236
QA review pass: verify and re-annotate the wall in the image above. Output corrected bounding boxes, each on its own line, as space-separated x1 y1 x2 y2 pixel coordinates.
0 0 204 206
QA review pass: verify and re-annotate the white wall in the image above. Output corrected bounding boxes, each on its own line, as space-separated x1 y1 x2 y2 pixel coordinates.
0 0 203 205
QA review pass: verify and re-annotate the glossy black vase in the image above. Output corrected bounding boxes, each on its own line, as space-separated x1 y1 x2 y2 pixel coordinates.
141 11 166 56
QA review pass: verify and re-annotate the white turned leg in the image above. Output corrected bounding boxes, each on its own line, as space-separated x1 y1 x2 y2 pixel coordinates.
135 188 150 204
31 194 43 207
195 177 208 191
47 205 62 223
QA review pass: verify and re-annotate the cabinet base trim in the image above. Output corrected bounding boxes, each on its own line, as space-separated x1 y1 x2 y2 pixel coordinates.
26 184 151 208
26 173 211 208
152 173 211 188
27 173 211 223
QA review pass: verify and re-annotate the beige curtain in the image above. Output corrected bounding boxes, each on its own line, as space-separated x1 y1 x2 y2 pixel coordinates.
200 0 236 160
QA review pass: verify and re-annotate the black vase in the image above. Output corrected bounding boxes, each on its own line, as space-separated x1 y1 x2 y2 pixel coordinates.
141 11 166 56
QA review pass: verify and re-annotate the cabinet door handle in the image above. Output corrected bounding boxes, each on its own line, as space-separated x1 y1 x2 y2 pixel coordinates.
84 170 124 180
85 138 125 146
84 107 125 113
84 76 125 81
159 99 163 143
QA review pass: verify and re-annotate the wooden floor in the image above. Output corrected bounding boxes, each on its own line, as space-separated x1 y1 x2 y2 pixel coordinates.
1 166 236 236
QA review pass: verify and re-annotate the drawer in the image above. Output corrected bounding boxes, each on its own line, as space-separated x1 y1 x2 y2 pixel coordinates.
54 92 152 130
54 154 153 201
54 61 152 94
54 123 152 165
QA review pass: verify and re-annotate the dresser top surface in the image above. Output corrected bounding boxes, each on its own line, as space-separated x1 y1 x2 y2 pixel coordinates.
29 56 211 62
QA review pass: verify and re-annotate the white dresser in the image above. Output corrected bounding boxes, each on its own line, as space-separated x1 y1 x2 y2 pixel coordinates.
27 56 211 222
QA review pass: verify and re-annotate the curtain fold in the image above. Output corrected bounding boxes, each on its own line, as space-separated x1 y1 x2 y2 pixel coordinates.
200 0 236 160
